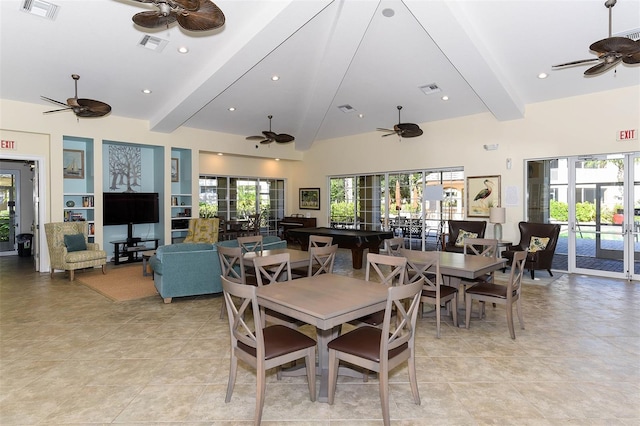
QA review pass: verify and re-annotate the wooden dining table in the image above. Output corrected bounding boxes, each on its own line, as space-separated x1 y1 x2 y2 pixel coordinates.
256 274 388 402
399 249 507 322
242 247 310 269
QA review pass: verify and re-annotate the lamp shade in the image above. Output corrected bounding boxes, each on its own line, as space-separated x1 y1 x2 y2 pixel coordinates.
489 207 506 224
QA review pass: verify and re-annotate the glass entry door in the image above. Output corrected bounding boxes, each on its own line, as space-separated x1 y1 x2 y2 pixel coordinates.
0 171 18 253
570 153 639 280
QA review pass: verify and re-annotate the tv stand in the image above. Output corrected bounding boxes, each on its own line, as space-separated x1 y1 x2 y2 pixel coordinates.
111 238 159 265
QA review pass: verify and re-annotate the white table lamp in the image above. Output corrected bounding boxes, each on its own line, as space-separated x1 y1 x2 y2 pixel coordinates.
490 207 506 241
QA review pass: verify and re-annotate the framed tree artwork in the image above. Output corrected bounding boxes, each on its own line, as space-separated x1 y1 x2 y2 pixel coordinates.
299 188 320 210
466 175 500 218
63 149 84 179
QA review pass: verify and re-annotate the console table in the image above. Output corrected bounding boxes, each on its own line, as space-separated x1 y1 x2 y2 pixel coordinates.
111 239 159 265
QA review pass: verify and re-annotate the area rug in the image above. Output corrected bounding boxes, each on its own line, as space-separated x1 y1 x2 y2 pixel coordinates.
76 264 158 302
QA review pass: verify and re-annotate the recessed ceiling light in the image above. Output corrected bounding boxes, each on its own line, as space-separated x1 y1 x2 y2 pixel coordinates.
275 158 280 161
228 107 236 111
382 8 395 17
271 75 280 81
441 95 449 101
538 72 548 79
358 113 364 118
178 46 189 54
217 153 223 156
142 89 152 94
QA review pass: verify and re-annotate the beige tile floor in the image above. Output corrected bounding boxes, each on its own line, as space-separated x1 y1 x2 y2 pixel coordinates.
0 250 639 425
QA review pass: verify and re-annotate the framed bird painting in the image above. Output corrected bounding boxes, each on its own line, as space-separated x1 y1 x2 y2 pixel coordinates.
467 175 500 217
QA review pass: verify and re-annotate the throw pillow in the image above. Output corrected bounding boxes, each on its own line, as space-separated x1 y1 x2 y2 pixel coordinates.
64 233 87 252
528 236 550 252
455 229 478 247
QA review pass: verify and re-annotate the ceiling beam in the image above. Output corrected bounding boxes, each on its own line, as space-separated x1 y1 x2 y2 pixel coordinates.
149 1 333 133
406 0 524 121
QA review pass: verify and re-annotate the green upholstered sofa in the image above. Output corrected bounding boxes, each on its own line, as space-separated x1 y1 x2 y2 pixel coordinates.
149 236 286 303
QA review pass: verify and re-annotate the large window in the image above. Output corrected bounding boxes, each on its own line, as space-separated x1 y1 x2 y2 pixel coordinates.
329 168 464 250
199 175 285 235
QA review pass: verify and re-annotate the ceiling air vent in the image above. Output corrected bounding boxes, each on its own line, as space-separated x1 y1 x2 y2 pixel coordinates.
338 104 356 113
613 28 640 41
138 35 168 52
20 0 59 20
419 83 441 95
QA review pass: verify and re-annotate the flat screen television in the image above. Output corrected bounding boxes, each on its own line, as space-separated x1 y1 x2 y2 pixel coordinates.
103 193 159 240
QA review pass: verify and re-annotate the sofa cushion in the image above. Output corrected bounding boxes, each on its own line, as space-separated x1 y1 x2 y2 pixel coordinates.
455 230 478 247
64 234 87 252
528 236 550 252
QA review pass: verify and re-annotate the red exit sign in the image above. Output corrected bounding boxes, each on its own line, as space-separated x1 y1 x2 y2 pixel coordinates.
617 129 637 141
1 139 16 150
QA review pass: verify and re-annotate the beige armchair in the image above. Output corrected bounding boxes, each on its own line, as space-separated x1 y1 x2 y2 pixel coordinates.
183 218 220 243
44 222 107 281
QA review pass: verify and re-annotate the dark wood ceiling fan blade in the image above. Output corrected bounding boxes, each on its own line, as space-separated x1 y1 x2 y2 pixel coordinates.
274 134 295 143
590 37 640 54
396 123 421 131
176 0 225 31
553 58 599 68
43 107 72 114
174 0 199 11
76 99 112 117
132 10 177 28
380 132 397 137
400 128 423 138
262 131 278 139
260 139 273 145
246 135 265 141
622 50 640 64
41 96 69 107
584 58 621 75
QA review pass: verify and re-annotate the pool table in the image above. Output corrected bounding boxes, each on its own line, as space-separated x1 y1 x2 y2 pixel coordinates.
287 227 393 269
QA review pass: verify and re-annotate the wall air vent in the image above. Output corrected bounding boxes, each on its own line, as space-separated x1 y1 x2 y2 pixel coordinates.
613 28 640 41
138 35 168 52
419 83 441 95
20 0 59 20
338 104 356 113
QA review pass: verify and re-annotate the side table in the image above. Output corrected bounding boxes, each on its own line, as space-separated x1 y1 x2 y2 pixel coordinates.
141 250 156 277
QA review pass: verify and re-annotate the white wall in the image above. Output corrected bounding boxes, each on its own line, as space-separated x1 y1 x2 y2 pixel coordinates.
1 85 639 265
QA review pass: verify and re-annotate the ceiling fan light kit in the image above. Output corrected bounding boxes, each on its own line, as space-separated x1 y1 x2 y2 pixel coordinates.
130 0 225 32
553 0 640 76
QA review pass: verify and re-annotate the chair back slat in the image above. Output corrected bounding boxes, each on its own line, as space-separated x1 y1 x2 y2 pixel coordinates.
308 244 338 276
238 235 263 254
381 279 423 354
309 235 333 249
218 245 246 284
383 237 404 256
365 253 406 286
253 252 292 286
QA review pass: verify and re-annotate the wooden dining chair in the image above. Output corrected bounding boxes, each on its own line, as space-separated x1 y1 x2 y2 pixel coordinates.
217 245 257 319
463 237 499 284
291 243 338 278
253 253 302 329
399 248 457 338
221 277 316 425
465 250 527 339
308 234 333 249
327 279 423 426
382 236 405 256
238 235 263 254
350 253 407 328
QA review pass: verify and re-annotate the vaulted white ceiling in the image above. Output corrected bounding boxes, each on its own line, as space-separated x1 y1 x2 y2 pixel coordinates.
1 0 639 151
